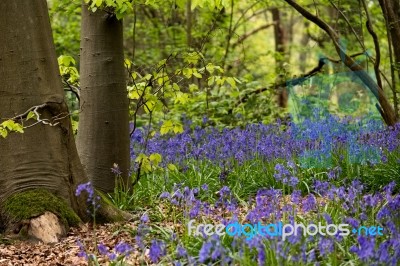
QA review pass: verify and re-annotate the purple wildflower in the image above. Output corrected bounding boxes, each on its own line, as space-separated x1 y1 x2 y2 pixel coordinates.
149 240 166 263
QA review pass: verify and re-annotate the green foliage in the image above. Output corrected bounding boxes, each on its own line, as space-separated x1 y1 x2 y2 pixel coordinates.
0 120 24 138
83 0 133 19
58 55 79 85
3 189 81 227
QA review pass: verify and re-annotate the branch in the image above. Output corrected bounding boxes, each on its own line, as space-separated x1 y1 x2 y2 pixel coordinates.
4 101 72 128
284 0 397 125
328 0 367 51
63 79 80 102
228 58 327 113
232 23 275 49
228 52 378 114
361 0 383 89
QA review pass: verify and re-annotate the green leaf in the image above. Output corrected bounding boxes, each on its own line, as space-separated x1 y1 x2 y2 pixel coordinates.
135 153 148 163
208 76 215 86
124 58 132 69
149 153 162 165
157 59 167 68
116 11 124 20
172 83 180 91
26 111 37 121
182 68 193 79
0 128 7 138
226 77 236 88
174 92 190 104
167 164 178 171
189 84 198 92
95 0 103 7
144 74 153 81
128 90 141 100
2 120 14 131
192 69 202 78
58 55 75 67
13 123 24 133
173 123 184 134
160 120 173 135
191 0 202 10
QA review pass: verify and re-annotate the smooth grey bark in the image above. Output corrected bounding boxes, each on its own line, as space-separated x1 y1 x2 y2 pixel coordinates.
0 0 87 218
78 4 130 193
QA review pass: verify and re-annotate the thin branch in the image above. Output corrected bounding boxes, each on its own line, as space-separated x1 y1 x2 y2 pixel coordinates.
328 0 367 51
361 0 383 90
229 58 327 113
63 80 80 101
284 0 397 125
231 23 275 49
229 52 379 114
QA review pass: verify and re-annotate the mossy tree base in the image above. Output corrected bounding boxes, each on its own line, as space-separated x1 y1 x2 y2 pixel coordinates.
1 189 81 242
0 189 134 243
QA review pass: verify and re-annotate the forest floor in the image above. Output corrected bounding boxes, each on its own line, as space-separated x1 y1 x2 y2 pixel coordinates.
0 222 144 266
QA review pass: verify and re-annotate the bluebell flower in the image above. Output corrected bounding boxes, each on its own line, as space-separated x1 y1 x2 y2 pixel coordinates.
318 237 334 257
159 191 170 199
302 194 317 212
201 184 209 191
97 243 108 255
140 213 149 223
176 245 187 258
149 240 166 263
76 240 87 259
350 236 376 261
199 241 212 263
115 242 133 255
111 163 122 175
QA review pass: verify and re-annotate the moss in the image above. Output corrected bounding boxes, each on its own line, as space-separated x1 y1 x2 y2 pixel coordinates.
0 235 13 245
3 189 81 227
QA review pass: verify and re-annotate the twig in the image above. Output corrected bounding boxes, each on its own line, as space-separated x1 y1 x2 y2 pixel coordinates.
231 23 275 49
361 0 383 90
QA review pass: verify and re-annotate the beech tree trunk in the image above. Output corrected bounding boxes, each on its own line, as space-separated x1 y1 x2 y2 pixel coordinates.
77 4 130 193
0 1 87 218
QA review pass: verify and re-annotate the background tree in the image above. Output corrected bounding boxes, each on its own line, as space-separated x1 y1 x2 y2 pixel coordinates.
77 1 130 193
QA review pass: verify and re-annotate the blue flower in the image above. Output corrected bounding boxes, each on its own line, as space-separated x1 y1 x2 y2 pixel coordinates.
149 240 166 263
176 245 187 258
97 243 108 255
111 163 122 175
199 241 212 263
115 242 133 255
140 213 149 223
159 192 170 199
350 236 375 261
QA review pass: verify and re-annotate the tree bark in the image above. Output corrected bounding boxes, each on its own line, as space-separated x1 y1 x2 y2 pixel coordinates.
379 0 400 116
0 1 87 219
78 4 130 193
271 8 289 108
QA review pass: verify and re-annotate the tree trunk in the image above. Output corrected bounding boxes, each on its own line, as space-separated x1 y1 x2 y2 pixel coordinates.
379 0 400 116
78 4 130 193
0 0 87 219
271 8 289 108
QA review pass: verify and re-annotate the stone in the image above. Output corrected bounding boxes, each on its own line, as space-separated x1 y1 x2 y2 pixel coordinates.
27 212 66 243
